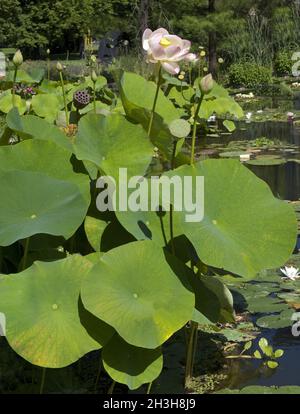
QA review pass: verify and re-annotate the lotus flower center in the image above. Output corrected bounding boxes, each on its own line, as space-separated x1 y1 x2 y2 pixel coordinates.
159 37 171 47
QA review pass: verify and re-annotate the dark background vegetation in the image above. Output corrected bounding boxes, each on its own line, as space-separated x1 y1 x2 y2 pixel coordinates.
0 1 300 78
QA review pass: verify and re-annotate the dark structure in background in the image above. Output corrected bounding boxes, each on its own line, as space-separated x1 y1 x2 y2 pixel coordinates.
97 31 130 64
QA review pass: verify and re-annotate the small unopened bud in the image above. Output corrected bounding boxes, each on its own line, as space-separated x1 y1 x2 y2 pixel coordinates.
91 70 97 83
200 74 213 95
90 55 97 63
46 49 51 55
56 62 63 72
13 50 23 67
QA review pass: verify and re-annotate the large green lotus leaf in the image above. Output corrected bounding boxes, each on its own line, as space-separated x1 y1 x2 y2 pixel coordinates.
5 69 36 84
84 216 108 252
0 92 26 115
31 94 64 122
74 113 153 179
0 255 113 367
199 97 244 119
6 108 72 151
81 240 194 349
102 335 163 390
0 170 88 246
119 71 181 158
116 159 297 279
0 139 90 204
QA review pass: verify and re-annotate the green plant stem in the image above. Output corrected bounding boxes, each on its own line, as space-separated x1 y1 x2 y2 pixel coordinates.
21 237 30 271
12 67 18 107
94 353 102 393
93 82 96 114
169 140 177 255
190 94 204 165
146 382 153 394
185 321 198 389
108 380 116 395
39 368 46 395
147 64 161 138
59 71 69 127
47 58 50 81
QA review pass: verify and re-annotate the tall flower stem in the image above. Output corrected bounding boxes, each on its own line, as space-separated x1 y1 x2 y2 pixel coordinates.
190 94 204 165
185 321 198 388
108 380 116 394
59 71 69 127
47 58 50 81
147 64 162 138
39 368 46 394
93 83 97 114
21 237 30 271
169 139 177 255
12 67 18 107
185 92 204 389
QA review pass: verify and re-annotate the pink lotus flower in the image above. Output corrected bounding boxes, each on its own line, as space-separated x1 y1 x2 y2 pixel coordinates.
142 28 191 75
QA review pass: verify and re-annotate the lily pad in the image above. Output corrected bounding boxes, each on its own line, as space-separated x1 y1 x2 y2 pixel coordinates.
0 255 114 367
102 335 163 390
256 309 295 329
81 240 194 349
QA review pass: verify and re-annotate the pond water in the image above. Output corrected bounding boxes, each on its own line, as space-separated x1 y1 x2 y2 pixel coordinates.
198 103 300 392
199 120 300 201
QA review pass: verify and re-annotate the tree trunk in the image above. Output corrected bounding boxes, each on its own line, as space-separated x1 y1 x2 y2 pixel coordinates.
208 0 217 77
138 0 150 39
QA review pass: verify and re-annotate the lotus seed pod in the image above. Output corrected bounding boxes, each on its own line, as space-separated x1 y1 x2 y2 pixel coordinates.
200 74 214 95
13 50 23 67
56 62 63 72
178 74 184 81
73 89 91 109
200 50 206 57
91 70 97 83
218 57 224 64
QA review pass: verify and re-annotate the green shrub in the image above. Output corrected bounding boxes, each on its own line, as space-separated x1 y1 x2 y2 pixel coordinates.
274 51 292 77
228 63 272 92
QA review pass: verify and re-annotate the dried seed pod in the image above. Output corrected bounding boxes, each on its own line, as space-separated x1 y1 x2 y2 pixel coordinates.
73 89 91 109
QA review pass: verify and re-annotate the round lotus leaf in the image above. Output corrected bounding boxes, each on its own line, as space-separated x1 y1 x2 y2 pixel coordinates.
0 255 114 367
102 335 163 390
0 138 90 203
31 94 63 122
0 170 88 246
81 240 194 349
116 159 297 279
0 93 26 115
169 119 191 138
74 113 154 179
84 216 108 252
6 110 72 151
